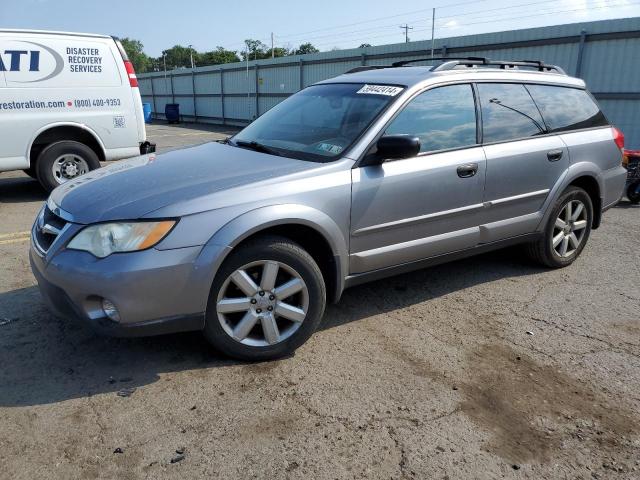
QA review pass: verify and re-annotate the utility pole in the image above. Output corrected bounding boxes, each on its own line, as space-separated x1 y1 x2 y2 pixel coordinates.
271 32 275 59
245 41 250 117
399 24 413 43
430 8 436 58
188 44 195 69
162 52 168 92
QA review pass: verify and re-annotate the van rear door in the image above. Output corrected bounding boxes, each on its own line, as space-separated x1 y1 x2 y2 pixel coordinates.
113 37 146 146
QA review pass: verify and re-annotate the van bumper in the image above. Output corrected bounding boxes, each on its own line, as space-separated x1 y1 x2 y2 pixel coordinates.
140 141 156 155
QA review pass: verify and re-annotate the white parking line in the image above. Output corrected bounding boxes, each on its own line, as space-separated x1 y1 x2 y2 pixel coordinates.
0 237 30 246
0 231 30 240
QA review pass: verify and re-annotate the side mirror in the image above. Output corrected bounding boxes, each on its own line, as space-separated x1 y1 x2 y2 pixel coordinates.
376 135 421 162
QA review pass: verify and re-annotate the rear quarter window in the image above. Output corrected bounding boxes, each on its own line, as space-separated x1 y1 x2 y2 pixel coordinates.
525 84 608 132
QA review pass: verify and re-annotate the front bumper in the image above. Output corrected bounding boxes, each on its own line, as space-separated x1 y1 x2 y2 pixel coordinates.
29 239 209 337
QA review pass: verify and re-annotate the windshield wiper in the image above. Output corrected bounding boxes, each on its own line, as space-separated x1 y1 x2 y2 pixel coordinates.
232 140 282 156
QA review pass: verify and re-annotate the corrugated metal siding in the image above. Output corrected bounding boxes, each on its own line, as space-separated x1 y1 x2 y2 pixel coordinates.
258 65 299 94
138 17 640 146
600 99 640 149
580 37 638 92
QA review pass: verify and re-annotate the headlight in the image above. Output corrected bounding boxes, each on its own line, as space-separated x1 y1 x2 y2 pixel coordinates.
67 221 176 258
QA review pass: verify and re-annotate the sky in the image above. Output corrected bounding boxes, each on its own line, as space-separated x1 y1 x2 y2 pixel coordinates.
2 0 639 57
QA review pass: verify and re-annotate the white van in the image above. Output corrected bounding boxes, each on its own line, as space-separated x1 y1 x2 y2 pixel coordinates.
0 29 154 191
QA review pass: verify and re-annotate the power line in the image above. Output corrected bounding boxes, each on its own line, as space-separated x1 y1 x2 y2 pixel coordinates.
213 0 610 52
274 0 488 40
437 0 640 30
309 0 639 48
259 0 596 47
157 0 639 60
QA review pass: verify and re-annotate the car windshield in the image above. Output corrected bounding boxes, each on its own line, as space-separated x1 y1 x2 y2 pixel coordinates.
230 83 403 162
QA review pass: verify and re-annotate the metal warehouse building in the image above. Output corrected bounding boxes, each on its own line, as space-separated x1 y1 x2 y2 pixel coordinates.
138 17 640 148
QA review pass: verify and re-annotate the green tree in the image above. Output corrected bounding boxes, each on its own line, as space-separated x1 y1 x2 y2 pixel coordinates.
240 40 292 61
119 37 151 73
197 47 240 66
161 45 198 69
271 47 290 58
242 39 268 61
293 43 319 55
358 43 372 48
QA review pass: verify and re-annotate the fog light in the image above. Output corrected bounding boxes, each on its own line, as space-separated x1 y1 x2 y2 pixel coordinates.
102 299 121 322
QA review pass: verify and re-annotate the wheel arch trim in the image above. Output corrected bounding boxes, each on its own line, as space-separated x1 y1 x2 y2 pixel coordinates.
199 204 349 303
537 164 603 231
26 122 106 167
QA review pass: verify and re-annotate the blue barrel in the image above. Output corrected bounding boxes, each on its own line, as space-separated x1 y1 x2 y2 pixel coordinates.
142 103 152 124
165 103 180 124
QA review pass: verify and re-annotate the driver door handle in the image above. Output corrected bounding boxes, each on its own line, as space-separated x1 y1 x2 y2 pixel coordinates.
457 163 478 178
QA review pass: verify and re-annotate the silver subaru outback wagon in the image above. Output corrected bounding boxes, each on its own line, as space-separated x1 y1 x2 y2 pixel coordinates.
30 57 627 360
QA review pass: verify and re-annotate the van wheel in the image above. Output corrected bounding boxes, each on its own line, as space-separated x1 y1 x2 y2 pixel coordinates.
36 141 101 192
526 186 593 268
203 235 326 361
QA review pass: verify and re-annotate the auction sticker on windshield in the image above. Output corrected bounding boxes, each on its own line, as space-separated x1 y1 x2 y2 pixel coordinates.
357 85 403 96
316 143 343 154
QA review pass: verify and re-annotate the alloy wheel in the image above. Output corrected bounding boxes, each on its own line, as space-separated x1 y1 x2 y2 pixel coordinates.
216 260 309 347
551 199 588 258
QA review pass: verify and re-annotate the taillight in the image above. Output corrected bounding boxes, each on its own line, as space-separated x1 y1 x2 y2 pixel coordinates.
612 127 625 150
124 60 138 88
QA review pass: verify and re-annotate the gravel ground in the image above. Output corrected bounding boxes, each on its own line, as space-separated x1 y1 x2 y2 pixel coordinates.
0 123 639 479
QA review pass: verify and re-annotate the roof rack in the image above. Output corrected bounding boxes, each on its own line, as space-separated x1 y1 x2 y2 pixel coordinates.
392 56 566 74
345 57 566 75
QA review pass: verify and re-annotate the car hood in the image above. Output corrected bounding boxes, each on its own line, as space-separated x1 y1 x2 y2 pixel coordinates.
50 142 329 223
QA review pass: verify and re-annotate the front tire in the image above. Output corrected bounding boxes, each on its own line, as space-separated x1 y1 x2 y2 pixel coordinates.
203 236 326 361
36 141 101 192
526 186 593 268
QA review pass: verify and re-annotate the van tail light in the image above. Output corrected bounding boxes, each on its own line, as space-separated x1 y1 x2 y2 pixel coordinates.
113 38 138 88
124 60 138 88
612 127 625 150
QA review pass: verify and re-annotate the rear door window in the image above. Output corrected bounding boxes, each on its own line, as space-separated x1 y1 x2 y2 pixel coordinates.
525 84 608 132
477 83 546 143
385 83 477 153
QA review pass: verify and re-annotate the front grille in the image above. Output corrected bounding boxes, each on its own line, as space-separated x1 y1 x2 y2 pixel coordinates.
34 206 67 253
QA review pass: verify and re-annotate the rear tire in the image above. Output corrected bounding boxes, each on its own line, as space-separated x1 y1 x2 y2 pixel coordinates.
627 181 640 204
35 141 101 192
526 186 593 268
203 235 326 361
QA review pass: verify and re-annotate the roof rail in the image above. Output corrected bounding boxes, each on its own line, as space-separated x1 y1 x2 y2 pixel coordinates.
391 56 566 74
435 58 565 74
345 65 392 74
391 56 487 67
